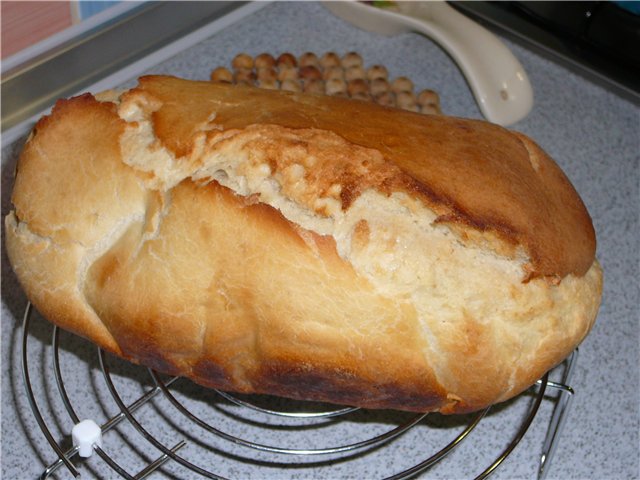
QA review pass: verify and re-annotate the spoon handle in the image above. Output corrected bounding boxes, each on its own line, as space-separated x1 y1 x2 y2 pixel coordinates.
397 2 533 125
324 1 534 126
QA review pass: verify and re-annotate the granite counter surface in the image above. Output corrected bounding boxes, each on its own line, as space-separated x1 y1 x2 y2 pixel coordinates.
2 2 638 479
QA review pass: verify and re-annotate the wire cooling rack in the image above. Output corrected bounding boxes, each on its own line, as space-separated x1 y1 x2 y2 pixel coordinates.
21 302 578 480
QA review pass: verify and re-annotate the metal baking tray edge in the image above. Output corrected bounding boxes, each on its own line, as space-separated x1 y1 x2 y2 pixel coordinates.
1 1 270 146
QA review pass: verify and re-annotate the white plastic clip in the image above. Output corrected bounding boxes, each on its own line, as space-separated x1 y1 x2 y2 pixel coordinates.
72 419 103 458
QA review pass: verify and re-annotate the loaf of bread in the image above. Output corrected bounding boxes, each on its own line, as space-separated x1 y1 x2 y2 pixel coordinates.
5 75 602 413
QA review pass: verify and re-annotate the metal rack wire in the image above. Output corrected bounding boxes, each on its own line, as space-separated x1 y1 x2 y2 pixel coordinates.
21 302 577 480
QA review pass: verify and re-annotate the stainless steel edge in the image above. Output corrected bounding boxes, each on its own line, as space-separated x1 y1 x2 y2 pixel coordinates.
450 1 640 105
1 1 246 133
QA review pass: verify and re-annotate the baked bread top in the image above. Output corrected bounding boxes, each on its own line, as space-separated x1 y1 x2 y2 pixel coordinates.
130 75 595 282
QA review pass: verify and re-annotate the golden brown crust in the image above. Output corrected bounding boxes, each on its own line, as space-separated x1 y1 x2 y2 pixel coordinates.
5 76 602 413
6 94 148 355
127 75 595 280
78 179 450 411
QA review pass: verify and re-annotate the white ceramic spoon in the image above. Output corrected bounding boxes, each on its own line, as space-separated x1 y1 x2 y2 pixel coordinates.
323 1 534 126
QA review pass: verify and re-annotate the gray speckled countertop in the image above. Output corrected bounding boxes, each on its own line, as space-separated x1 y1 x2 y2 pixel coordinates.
2 2 639 479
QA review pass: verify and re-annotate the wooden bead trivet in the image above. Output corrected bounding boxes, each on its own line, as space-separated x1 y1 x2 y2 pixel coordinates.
210 51 442 115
